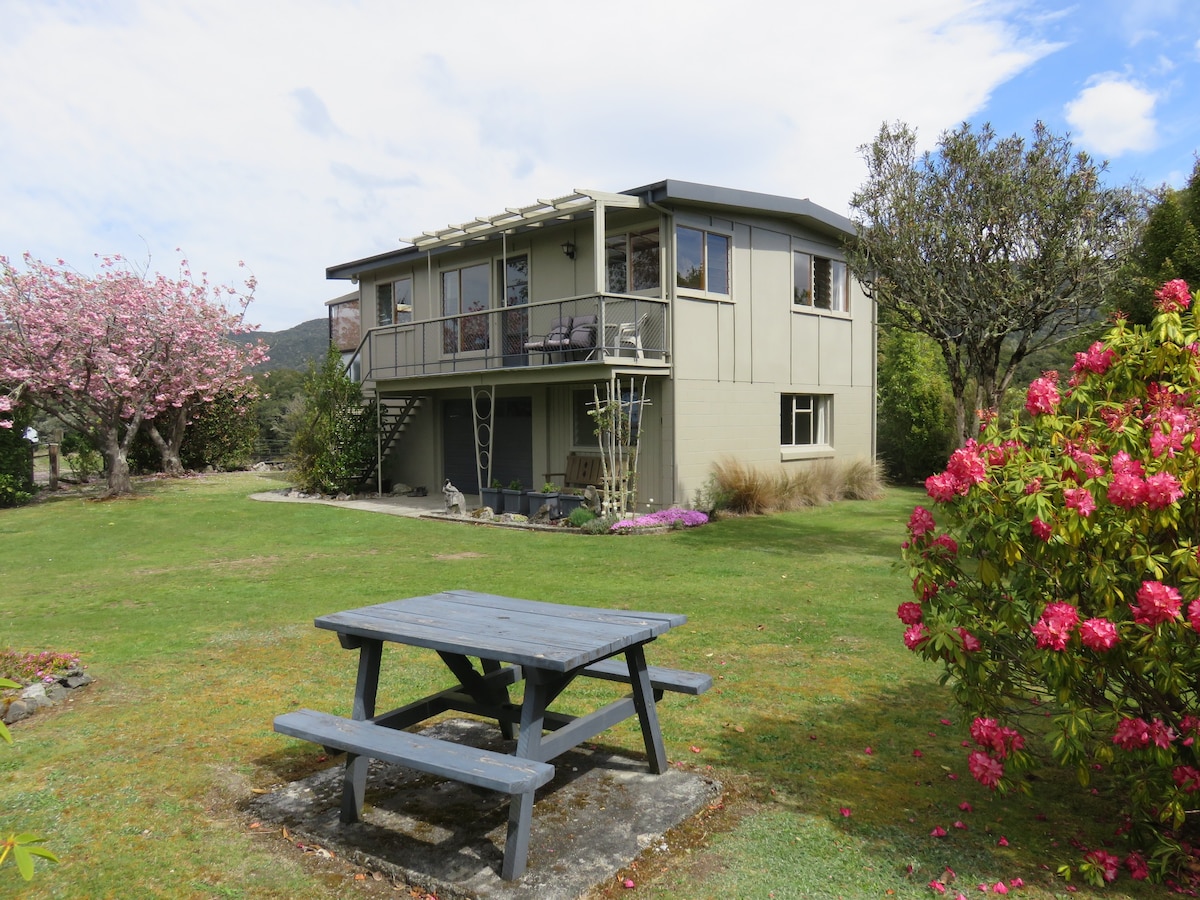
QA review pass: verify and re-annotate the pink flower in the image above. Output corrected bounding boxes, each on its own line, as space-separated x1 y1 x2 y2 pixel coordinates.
840 806 852 817
1131 580 1182 625
959 801 973 812
946 442 988 486
1189 599 1200 633
1063 487 1096 517
927 533 959 556
1113 716 1151 750
1125 851 1149 880
904 623 930 651
997 836 1009 847
913 749 924 757
993 883 1008 895
1025 372 1061 416
926 471 965 503
1032 602 1079 651
1111 451 1144 477
930 826 947 837
1030 516 1053 541
1173 766 1200 793
1079 617 1118 651
908 506 936 537
1144 471 1183 509
897 601 924 625
1084 849 1120 883
957 628 981 652
1154 278 1192 312
1106 471 1146 508
1149 718 1176 749
1072 341 1116 377
929 879 947 893
968 751 1004 789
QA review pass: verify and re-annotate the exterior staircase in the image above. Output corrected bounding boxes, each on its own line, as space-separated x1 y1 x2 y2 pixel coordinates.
352 392 422 491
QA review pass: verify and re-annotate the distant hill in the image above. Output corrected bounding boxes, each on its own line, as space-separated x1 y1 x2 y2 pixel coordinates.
233 318 330 372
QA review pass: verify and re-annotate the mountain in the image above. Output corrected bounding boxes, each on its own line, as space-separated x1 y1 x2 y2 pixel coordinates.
233 318 330 372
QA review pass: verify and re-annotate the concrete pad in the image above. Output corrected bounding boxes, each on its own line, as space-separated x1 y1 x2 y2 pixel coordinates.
252 719 721 900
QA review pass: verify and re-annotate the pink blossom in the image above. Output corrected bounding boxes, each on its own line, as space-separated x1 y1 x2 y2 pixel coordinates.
1078 617 1118 651
908 506 937 537
1106 471 1146 508
1025 372 1061 416
1062 487 1096 517
1144 471 1183 509
904 623 929 651
897 602 924 625
1032 602 1079 651
1084 849 1120 883
1110 451 1144 477
1030 516 1053 541
967 750 1004 789
959 801 973 812
957 628 981 652
1072 341 1116 377
927 533 958 556
1154 278 1192 312
946 441 988 486
1149 719 1176 748
1125 851 1149 880
1173 766 1200 793
993 883 1008 895
930 825 947 837
1131 580 1182 625
1024 476 1042 494
929 879 947 893
1189 599 1200 633
997 836 1009 847
1113 717 1151 750
926 471 965 503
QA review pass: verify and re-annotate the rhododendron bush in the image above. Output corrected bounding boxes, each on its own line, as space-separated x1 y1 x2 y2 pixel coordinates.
901 280 1200 884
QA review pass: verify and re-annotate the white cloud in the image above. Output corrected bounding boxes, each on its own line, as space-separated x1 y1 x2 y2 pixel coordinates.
1064 76 1158 157
0 0 1064 329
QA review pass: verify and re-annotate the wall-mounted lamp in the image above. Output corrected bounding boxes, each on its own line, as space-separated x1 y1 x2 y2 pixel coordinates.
561 241 576 260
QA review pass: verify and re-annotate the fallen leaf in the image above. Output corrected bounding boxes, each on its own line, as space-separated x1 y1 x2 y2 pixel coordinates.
734 725 745 733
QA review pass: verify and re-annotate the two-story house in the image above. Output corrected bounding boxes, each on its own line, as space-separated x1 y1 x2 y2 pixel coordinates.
326 179 875 509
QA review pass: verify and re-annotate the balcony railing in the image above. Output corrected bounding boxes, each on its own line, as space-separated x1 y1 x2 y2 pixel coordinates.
359 294 668 381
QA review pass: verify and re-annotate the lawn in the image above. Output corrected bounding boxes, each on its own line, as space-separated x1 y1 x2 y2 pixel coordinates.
0 472 1167 898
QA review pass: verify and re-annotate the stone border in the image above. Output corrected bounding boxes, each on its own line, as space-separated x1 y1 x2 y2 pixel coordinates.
2 668 94 725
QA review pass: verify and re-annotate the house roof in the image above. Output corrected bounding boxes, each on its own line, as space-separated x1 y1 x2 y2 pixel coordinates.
326 180 852 281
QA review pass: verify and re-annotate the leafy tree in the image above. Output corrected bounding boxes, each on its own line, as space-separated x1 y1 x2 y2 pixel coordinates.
288 346 376 494
847 121 1141 447
1109 158 1200 325
901 279 1200 885
0 401 35 506
0 254 268 494
876 312 955 483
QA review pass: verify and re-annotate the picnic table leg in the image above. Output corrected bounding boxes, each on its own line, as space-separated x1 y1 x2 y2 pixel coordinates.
502 670 552 879
439 652 515 740
340 639 383 823
626 644 668 774
480 657 516 740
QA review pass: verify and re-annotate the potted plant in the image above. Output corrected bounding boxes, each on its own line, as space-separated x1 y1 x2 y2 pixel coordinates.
527 481 560 518
556 486 588 517
481 478 503 512
502 479 529 516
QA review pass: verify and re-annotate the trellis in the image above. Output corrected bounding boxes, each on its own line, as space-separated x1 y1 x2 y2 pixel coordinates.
589 375 650 517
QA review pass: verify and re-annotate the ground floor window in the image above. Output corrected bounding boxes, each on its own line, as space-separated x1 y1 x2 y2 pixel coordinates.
573 386 642 447
781 393 830 446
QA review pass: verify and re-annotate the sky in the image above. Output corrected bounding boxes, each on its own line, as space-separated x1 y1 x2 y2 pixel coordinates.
1 0 1198 332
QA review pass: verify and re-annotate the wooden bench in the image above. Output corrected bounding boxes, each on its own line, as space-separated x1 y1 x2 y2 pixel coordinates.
581 659 713 697
274 709 555 795
545 453 603 489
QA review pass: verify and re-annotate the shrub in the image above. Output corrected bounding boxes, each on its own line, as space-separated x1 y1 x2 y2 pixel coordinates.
566 506 596 528
901 279 1200 885
288 346 376 495
706 456 885 514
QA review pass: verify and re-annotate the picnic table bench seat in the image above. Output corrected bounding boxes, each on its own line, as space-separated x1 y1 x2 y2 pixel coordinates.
274 709 555 795
544 453 604 489
580 659 713 696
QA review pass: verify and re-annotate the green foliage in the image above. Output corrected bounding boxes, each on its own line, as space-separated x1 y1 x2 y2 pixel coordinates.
252 367 306 459
287 346 376 494
877 320 955 482
0 402 34 506
902 279 1200 883
0 676 59 882
0 650 82 684
849 120 1140 445
179 393 259 471
1109 160 1200 326
566 505 596 527
579 512 619 534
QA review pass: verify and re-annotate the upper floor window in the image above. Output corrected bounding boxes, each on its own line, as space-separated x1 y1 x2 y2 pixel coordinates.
676 226 729 295
794 252 848 312
781 393 831 446
376 276 413 326
606 228 660 293
442 263 489 353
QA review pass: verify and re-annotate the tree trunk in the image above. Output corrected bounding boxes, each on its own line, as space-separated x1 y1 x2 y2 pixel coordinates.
146 413 186 477
102 428 133 496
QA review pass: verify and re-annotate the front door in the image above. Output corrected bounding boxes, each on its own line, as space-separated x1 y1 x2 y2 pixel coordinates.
442 395 533 493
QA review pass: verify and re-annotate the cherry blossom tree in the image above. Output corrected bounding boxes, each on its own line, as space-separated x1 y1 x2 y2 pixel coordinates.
0 254 268 495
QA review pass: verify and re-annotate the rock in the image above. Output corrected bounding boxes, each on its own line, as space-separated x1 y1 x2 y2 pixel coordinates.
470 507 495 520
66 673 94 688
3 700 29 724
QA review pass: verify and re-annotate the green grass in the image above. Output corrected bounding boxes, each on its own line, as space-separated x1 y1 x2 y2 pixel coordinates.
0 473 1167 898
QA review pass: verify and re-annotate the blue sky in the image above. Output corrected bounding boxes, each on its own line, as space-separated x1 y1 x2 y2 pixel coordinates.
0 0 1197 332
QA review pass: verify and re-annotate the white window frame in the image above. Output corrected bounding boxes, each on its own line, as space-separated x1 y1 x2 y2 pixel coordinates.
376 275 414 327
675 225 731 299
781 393 832 449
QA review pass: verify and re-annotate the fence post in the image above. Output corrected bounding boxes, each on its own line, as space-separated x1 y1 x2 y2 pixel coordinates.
48 443 59 491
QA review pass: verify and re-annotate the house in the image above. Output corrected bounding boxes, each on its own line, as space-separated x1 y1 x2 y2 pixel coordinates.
326 180 876 509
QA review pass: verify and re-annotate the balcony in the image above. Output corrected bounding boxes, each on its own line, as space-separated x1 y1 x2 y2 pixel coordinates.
359 294 668 383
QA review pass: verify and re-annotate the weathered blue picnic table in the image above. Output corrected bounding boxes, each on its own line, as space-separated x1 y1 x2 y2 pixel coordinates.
273 589 710 880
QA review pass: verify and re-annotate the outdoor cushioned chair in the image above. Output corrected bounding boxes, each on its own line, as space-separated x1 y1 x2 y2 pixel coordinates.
524 316 572 361
550 314 597 359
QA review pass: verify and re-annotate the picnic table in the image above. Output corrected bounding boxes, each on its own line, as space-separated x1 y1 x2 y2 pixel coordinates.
274 589 710 880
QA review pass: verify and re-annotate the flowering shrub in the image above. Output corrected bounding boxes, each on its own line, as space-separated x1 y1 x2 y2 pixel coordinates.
0 650 82 686
901 280 1200 884
610 507 709 533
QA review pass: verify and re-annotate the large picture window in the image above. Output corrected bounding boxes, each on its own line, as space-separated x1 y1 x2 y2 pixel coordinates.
376 276 413 327
606 228 660 293
793 252 848 312
676 226 730 295
781 394 831 446
442 263 489 353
